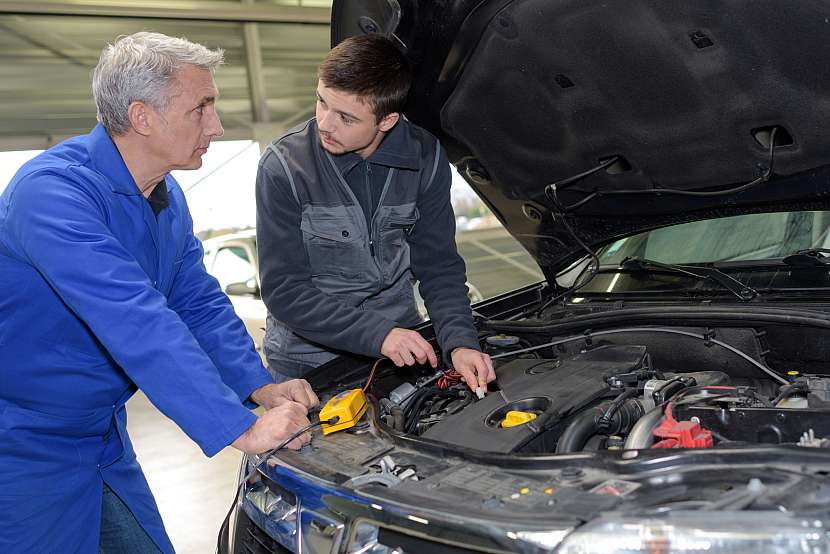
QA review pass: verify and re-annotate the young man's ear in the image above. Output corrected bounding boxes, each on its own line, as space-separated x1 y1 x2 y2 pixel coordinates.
378 111 400 133
126 101 152 136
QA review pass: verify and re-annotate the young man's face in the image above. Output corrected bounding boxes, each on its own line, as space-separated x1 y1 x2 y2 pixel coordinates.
148 64 224 171
315 82 398 158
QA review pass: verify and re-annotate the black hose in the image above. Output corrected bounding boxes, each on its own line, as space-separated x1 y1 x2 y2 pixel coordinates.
771 381 808 406
598 389 637 429
555 408 603 454
556 399 644 453
403 388 437 433
404 388 460 434
390 406 404 431
651 378 688 405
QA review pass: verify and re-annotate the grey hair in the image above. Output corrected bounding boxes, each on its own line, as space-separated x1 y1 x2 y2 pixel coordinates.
92 32 224 135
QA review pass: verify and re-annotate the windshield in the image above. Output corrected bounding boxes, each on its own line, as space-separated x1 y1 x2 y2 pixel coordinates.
598 210 830 265
572 211 830 298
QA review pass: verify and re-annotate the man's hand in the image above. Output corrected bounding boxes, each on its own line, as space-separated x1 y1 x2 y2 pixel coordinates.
451 348 495 393
250 380 319 410
380 327 438 368
232 401 312 454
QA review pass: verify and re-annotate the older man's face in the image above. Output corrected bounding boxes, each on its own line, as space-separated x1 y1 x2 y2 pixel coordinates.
149 64 224 171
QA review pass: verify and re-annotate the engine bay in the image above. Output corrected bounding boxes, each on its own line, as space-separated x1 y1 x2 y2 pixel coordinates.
369 325 830 455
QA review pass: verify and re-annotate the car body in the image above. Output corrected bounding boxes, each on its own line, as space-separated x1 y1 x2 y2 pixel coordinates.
203 230 267 362
222 1 830 552
202 229 483 365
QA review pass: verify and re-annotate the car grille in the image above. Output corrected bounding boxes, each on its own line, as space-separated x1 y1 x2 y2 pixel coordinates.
233 508 292 554
377 527 484 554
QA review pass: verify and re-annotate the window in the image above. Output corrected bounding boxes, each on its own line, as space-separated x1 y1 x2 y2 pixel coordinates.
598 211 830 265
211 246 256 292
450 168 543 300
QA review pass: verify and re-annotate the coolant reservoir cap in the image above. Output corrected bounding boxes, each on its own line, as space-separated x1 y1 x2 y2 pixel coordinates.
501 410 538 428
486 334 521 348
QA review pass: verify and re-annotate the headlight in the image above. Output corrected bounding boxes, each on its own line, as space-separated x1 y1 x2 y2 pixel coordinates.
348 522 388 553
555 512 829 554
245 484 297 522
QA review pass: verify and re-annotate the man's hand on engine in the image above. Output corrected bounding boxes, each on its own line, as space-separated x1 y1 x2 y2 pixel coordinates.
451 348 495 393
380 327 438 368
251 380 319 410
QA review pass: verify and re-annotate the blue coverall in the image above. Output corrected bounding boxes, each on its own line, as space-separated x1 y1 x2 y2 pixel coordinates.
0 124 271 552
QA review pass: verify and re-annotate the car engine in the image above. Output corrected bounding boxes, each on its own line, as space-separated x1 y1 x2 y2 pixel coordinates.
372 326 830 454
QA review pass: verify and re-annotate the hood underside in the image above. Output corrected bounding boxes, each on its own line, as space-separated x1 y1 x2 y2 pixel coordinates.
333 0 830 275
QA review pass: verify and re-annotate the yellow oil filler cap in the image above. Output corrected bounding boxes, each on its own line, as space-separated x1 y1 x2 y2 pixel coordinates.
501 410 537 428
320 388 367 435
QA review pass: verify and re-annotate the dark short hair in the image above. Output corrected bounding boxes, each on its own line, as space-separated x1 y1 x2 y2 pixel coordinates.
318 34 411 121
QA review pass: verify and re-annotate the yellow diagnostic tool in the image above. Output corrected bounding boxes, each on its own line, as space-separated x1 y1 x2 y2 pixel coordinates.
320 388 367 435
501 410 537 428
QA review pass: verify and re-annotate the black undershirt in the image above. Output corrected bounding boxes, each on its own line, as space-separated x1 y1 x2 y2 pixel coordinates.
147 181 169 217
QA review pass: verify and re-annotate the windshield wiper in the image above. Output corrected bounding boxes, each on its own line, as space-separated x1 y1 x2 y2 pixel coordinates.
781 248 830 267
618 257 758 301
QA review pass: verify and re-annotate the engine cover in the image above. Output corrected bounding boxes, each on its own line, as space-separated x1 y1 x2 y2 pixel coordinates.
422 345 648 452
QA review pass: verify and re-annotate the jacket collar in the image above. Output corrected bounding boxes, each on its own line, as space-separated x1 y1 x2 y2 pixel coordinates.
319 117 422 175
86 123 144 196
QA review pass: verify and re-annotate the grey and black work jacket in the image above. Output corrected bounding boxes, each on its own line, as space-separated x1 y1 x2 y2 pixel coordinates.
255 118 480 373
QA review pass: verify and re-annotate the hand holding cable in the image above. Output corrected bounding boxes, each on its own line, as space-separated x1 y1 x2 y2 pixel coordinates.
450 347 495 395
231 401 313 455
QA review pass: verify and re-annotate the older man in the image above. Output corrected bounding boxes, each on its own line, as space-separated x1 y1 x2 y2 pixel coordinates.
0 33 316 553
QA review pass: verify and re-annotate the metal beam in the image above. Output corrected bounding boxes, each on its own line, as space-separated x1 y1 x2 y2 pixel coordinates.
242 0 269 123
250 107 313 152
0 1 331 24
0 16 97 68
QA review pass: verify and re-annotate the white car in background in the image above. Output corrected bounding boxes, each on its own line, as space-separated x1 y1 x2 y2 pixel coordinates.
202 229 483 365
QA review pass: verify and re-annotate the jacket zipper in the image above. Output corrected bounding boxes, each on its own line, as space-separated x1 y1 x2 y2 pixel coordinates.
366 163 376 257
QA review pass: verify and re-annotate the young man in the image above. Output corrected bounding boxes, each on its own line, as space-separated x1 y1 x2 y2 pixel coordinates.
0 32 318 554
256 34 495 391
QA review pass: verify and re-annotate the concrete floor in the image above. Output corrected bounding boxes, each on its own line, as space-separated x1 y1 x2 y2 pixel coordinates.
126 391 243 554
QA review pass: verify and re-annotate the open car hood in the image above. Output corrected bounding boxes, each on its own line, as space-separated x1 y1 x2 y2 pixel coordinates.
332 0 830 277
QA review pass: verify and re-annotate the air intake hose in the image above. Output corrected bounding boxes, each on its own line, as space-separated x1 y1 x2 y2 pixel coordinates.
556 398 644 453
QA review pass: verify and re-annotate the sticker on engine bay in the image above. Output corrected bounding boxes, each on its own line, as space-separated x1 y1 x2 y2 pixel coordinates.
589 479 641 497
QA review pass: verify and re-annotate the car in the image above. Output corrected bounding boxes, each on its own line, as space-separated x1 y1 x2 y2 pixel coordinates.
202 230 267 362
202 229 483 365
220 1 830 553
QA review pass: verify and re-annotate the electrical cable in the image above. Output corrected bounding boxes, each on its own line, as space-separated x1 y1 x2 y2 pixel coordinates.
668 393 742 419
533 129 778 313
489 326 789 385
546 127 779 212
363 358 385 391
215 419 329 553
184 141 258 194
534 189 603 315
529 131 781 318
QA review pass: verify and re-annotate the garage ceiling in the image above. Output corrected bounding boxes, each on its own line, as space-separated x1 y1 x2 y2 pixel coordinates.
0 0 332 151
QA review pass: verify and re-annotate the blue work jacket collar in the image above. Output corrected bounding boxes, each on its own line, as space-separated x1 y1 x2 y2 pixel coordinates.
327 117 422 176
87 123 148 196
